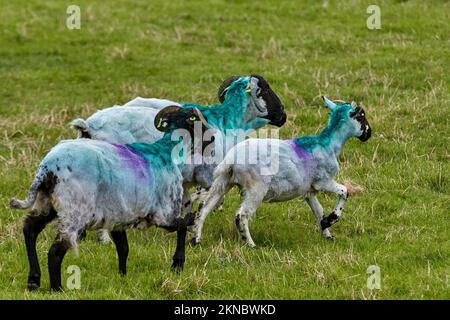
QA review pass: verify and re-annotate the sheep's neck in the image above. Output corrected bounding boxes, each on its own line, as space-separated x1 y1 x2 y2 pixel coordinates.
318 126 353 157
295 121 353 158
128 133 190 169
182 88 251 131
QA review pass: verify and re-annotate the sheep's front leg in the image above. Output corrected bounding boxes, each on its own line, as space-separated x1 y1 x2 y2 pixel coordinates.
315 181 348 230
48 236 71 292
171 212 195 272
23 209 57 290
304 193 333 239
110 230 129 276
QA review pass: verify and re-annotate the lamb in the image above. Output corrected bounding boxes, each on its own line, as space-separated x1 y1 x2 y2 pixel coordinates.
9 106 208 291
190 96 372 247
70 75 286 243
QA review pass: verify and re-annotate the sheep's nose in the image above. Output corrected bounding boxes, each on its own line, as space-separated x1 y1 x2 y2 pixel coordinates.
271 112 286 127
359 125 372 141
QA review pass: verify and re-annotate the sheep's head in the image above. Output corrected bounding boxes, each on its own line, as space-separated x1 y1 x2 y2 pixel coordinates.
322 96 372 142
218 74 286 127
155 105 209 133
155 106 211 157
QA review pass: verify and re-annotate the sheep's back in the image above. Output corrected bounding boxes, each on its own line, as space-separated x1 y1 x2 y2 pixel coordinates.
40 139 182 230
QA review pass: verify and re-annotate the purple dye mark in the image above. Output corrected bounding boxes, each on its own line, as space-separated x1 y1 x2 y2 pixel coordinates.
112 144 150 181
286 140 311 160
285 140 313 174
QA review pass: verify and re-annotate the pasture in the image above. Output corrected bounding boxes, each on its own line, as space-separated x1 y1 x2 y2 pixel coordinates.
0 0 448 299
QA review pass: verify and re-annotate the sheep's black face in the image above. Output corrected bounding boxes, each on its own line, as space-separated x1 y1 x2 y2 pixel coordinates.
250 74 286 127
350 106 371 142
217 74 286 127
155 106 209 136
155 106 211 155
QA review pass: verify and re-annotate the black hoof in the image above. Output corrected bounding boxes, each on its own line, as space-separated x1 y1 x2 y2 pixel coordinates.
27 282 40 291
171 260 184 273
27 274 40 291
50 286 63 292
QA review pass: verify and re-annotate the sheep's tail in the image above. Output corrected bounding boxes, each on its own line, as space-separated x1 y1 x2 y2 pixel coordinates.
70 118 89 138
212 162 233 192
344 180 365 196
9 168 47 210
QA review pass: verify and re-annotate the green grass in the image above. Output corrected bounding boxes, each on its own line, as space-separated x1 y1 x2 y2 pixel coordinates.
0 0 449 299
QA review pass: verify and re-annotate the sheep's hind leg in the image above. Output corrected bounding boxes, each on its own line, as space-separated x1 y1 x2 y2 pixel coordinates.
315 181 348 230
110 230 129 276
48 235 72 292
304 193 333 239
23 208 57 290
96 229 112 244
235 184 267 248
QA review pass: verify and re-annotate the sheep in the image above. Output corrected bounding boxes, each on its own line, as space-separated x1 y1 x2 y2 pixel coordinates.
9 106 209 291
190 96 372 247
70 75 286 144
70 75 286 243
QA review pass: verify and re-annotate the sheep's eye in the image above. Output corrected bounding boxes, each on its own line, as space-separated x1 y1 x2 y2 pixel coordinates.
189 116 197 121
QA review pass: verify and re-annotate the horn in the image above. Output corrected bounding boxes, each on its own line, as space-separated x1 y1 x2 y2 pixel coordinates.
193 108 209 128
217 75 241 103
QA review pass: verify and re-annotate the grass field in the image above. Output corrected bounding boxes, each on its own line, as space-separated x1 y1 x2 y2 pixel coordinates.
0 0 449 299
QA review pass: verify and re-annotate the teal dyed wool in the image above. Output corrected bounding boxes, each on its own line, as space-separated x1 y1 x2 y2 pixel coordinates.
128 131 187 172
182 77 269 132
70 76 269 145
293 104 355 155
190 98 372 246
13 129 191 249
68 76 279 196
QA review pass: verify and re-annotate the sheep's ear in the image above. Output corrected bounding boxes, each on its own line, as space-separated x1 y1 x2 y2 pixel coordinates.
154 105 183 132
322 96 337 111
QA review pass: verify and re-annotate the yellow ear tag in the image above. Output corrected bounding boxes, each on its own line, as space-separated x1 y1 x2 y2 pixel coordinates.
245 88 252 93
